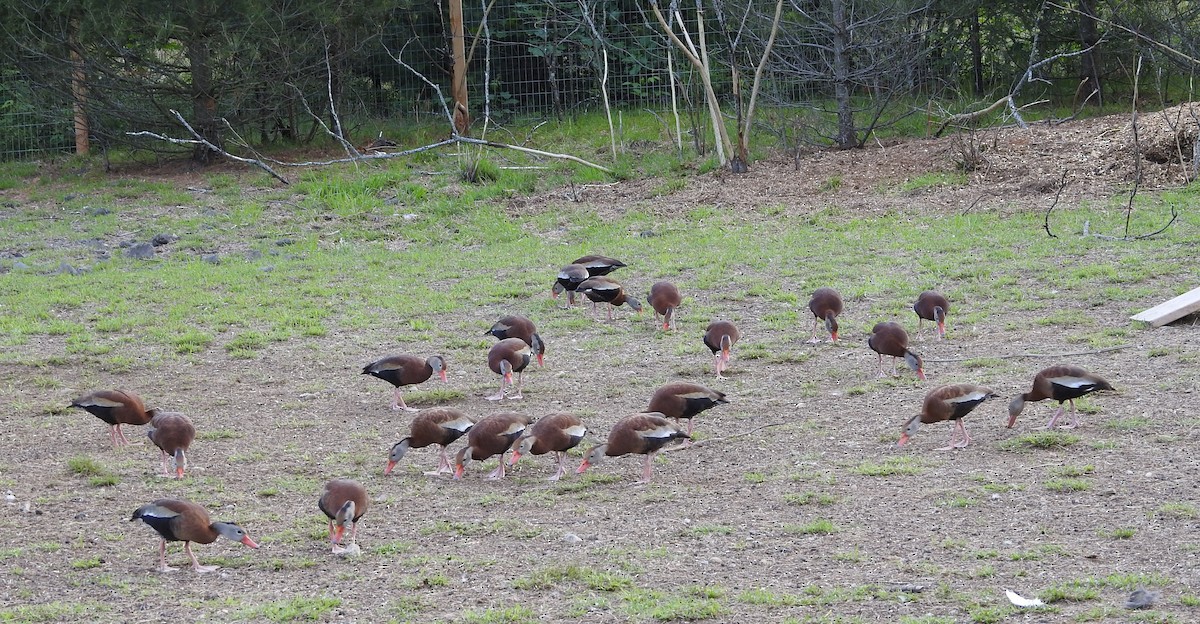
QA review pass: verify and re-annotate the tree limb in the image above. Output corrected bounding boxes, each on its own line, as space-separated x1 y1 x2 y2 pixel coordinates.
661 422 790 452
1043 170 1067 238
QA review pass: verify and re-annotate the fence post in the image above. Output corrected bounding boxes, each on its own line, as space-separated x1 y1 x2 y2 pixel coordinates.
449 0 471 135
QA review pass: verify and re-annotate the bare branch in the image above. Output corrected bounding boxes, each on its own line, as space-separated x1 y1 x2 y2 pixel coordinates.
128 110 288 184
1043 171 1067 238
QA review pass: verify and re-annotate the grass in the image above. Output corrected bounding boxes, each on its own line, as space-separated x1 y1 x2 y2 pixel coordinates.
852 456 923 476
513 565 634 592
1000 431 1081 450
243 596 341 622
783 518 840 535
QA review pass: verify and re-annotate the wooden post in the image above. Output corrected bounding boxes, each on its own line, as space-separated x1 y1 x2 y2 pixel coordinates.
449 0 470 135
69 18 89 155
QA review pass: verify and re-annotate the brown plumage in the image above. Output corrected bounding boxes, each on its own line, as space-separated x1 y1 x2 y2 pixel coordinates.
868 322 925 380
807 288 844 343
576 412 689 483
552 264 589 306
130 498 258 573
385 408 477 476
486 315 545 366
649 281 683 331
487 338 532 401
577 276 643 321
1008 365 1114 429
70 389 157 446
913 290 950 340
703 321 741 380
146 411 195 479
509 413 587 481
899 384 998 449
318 479 370 553
362 354 448 411
647 382 729 437
453 412 532 479
572 255 626 276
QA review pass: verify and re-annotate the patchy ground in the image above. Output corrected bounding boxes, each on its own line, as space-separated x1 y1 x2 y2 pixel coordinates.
1 106 1199 624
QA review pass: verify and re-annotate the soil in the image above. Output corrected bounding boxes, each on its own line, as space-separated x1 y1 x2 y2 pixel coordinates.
2 105 1199 623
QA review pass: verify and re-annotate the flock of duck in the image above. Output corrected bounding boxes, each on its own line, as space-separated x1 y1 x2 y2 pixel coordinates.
68 254 1115 572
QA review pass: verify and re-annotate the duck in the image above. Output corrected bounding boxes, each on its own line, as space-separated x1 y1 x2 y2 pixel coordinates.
552 264 590 307
146 411 195 479
361 354 448 411
576 412 689 484
577 276 643 320
572 255 626 276
130 498 259 573
509 412 587 481
1008 365 1114 429
899 384 998 449
868 322 925 380
913 290 950 340
648 281 682 330
318 479 369 554
486 315 545 366
453 412 532 479
385 408 477 476
487 338 532 400
703 321 741 380
647 382 728 437
806 287 843 343
69 389 157 446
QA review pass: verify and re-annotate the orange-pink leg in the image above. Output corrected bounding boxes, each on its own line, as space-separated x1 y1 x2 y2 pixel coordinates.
507 372 524 400
549 452 567 481
635 452 656 484
185 542 218 573
487 455 508 480
392 388 417 412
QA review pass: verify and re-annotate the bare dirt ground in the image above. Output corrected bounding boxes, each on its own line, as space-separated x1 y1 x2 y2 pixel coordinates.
2 106 1199 623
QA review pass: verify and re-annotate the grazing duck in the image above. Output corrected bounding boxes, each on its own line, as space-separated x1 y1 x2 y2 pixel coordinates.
486 315 545 366
385 408 476 476
552 264 590 307
70 390 156 446
806 288 843 343
318 479 369 553
577 276 643 320
509 412 587 481
487 338 532 401
576 412 689 484
648 281 683 330
899 384 998 449
453 412 532 480
913 290 950 340
868 322 925 380
146 412 195 479
130 498 258 573
362 354 448 411
703 321 741 380
572 255 626 276
647 382 728 437
1008 365 1114 429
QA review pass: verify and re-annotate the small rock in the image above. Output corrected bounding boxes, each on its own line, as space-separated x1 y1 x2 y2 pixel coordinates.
56 262 81 275
638 230 658 238
201 253 220 265
244 249 263 261
1125 588 1158 609
125 243 156 260
260 265 274 273
3 491 14 503
402 213 419 220
12 261 30 271
75 512 88 520
151 233 177 246
84 205 111 216
562 533 583 544
275 239 295 247
335 543 362 557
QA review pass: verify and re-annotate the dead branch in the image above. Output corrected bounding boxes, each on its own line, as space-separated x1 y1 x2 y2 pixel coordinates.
1047 1 1200 67
1124 56 1143 240
924 344 1130 364
1043 170 1067 238
127 110 288 184
661 421 790 452
935 97 1011 138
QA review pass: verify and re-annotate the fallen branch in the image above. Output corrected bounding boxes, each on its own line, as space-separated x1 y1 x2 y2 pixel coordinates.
935 97 1010 138
662 421 789 452
1043 170 1067 238
924 344 1130 364
128 110 289 184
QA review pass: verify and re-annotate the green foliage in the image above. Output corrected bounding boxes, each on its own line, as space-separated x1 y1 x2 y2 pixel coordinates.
243 596 341 622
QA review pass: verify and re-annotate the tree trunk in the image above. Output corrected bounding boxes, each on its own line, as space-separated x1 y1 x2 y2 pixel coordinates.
184 35 220 163
449 0 470 135
1077 0 1102 106
831 0 855 148
970 7 983 96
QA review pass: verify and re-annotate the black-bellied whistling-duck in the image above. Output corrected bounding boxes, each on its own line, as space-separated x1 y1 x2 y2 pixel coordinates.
648 281 682 331
509 412 587 481
70 390 157 446
703 321 741 380
647 382 728 437
577 276 643 320
147 412 195 479
130 498 258 573
385 407 476 476
318 479 369 554
453 412 531 480
914 290 950 340
1008 365 1114 429
572 255 626 276
552 264 589 307
487 315 545 366
487 338 531 401
868 322 925 380
807 288 843 343
899 384 998 450
362 354 448 411
576 412 689 484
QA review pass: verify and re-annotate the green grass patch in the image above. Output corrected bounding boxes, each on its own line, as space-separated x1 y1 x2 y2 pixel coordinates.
243 596 342 622
784 518 839 535
619 587 723 621
1000 431 1081 450
513 564 633 592
1044 478 1091 492
852 456 923 476
462 605 538 624
783 491 838 506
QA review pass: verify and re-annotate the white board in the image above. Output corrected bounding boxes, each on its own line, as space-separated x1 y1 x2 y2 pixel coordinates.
1131 286 1200 327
